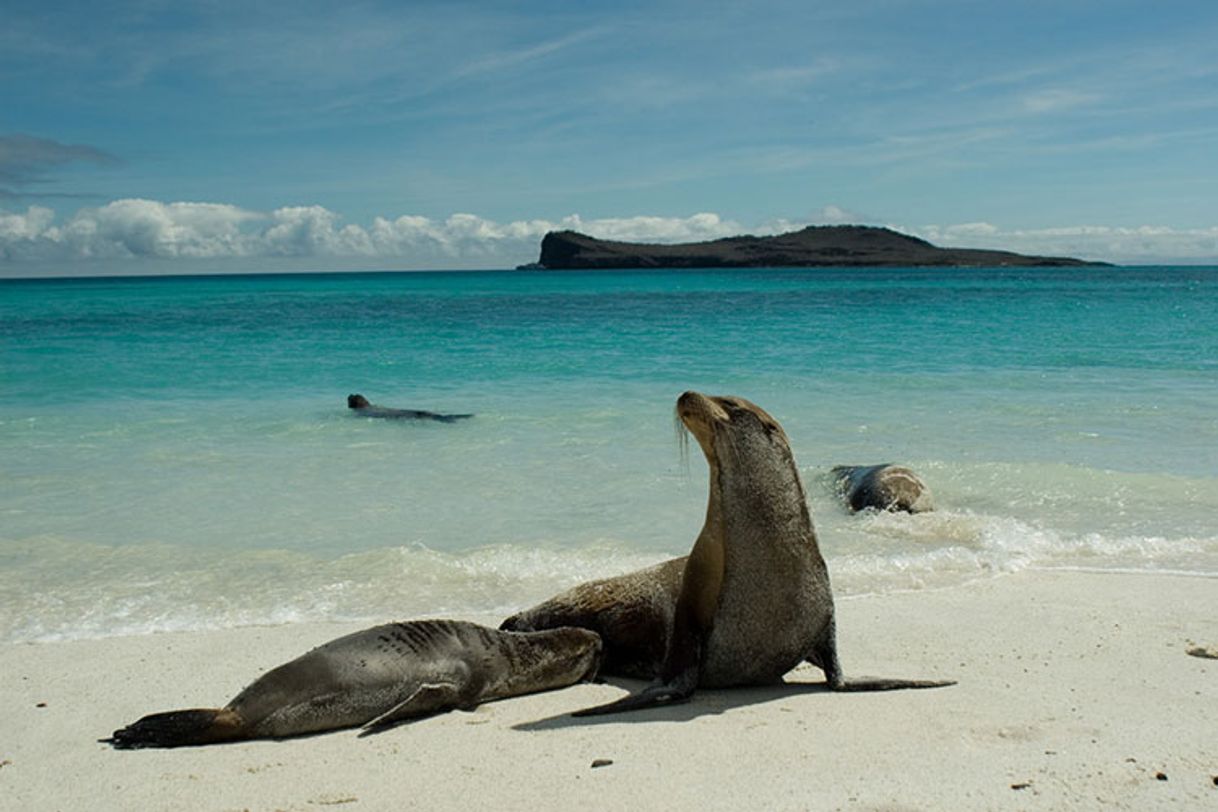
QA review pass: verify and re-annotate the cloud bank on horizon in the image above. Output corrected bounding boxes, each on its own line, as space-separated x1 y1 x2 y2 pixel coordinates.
4 200 1215 272
3 1 1217 273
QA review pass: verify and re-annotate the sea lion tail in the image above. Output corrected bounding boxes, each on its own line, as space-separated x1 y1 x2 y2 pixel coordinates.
103 707 244 749
830 677 956 692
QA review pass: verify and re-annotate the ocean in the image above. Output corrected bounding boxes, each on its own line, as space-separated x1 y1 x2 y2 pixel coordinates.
2 266 1216 643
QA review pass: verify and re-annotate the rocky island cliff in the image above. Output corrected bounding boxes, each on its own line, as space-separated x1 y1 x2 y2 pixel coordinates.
519 225 1105 269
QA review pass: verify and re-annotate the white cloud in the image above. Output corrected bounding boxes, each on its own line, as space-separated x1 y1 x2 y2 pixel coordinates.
0 200 749 266
0 204 56 241
2 198 1216 270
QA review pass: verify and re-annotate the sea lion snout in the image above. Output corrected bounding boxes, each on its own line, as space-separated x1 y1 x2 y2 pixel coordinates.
677 390 717 420
676 390 731 441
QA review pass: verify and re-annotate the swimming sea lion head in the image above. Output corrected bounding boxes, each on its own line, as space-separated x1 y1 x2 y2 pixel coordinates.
347 394 370 409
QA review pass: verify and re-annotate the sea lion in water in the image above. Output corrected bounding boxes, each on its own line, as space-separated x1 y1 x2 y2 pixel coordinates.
568 391 953 716
501 557 687 680
105 620 601 748
831 464 934 513
347 393 473 423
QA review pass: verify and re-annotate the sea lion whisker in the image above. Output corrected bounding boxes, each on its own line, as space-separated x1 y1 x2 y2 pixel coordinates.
674 409 691 474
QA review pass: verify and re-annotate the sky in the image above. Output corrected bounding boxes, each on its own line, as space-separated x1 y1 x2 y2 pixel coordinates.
2 0 1217 276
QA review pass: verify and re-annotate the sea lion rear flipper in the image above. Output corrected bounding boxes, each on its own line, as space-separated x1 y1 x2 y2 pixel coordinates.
360 682 463 734
104 707 243 749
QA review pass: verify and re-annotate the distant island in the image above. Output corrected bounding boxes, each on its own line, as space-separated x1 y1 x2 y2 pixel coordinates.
517 225 1106 269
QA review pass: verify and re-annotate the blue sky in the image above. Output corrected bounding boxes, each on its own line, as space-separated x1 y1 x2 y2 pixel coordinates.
2 0 1216 274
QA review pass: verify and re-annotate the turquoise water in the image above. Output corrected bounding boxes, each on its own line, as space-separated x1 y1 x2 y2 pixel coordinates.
2 267 1217 642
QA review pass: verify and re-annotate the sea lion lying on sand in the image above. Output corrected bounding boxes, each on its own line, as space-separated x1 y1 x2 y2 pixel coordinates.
831 464 934 513
347 393 472 423
506 392 954 716
105 620 601 748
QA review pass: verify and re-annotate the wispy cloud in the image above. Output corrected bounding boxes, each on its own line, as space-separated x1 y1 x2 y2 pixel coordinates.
747 58 840 91
452 27 608 80
1019 88 1100 114
0 134 121 197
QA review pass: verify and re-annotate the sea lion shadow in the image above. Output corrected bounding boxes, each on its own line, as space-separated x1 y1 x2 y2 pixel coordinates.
513 677 832 731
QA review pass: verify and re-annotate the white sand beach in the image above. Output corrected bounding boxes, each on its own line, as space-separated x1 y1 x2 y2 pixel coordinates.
2 570 1214 811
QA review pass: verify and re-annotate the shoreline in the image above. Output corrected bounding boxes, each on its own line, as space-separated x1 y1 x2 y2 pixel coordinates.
3 569 1215 810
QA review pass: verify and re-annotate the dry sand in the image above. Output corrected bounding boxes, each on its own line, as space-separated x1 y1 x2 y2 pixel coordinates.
2 569 1214 811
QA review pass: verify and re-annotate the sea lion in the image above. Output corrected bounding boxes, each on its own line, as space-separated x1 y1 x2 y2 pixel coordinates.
501 556 686 680
347 393 473 423
570 391 953 716
105 620 601 748
831 464 934 513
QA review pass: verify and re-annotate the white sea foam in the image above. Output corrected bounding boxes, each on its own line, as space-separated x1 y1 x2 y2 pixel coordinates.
0 535 668 643
4 495 1214 643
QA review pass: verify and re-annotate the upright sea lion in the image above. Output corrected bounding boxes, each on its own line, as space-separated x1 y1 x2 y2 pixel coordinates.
831 464 934 513
347 393 473 423
570 391 952 716
105 620 601 748
501 557 686 679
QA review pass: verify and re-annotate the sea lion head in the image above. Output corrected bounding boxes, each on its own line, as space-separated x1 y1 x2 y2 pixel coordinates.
676 391 789 459
347 394 370 409
524 626 605 685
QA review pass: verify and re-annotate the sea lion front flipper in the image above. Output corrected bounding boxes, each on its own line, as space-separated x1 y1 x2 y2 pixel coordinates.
571 681 692 716
572 529 722 716
360 682 463 733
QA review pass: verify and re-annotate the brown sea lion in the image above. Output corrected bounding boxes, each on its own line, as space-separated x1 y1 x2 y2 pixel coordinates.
566 391 953 715
347 393 472 423
831 464 934 513
501 557 687 679
105 620 601 748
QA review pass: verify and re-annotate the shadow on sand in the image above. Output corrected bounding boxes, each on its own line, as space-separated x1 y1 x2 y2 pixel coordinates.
512 675 833 732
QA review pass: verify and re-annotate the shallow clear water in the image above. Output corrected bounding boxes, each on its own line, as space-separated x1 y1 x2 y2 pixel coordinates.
2 266 1216 641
